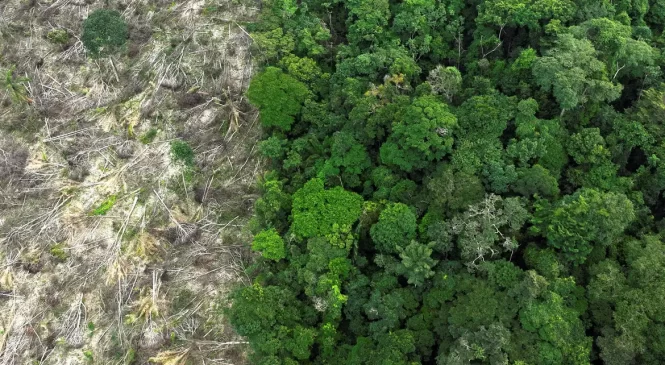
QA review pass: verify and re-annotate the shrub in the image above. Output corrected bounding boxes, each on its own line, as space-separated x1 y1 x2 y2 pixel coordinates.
47 29 69 44
139 128 158 144
81 9 128 58
2 66 32 104
91 195 117 216
170 140 195 166
50 244 68 261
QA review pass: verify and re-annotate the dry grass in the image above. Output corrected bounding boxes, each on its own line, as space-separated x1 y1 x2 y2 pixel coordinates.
0 0 259 363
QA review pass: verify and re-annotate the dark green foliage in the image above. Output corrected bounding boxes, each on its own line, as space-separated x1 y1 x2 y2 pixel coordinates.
426 165 485 212
398 241 438 287
379 95 457 172
518 292 591 364
455 94 515 141
587 236 665 364
170 140 194 166
513 165 560 198
533 33 622 110
227 0 665 363
81 9 128 58
370 203 417 254
139 128 158 144
533 188 635 264
321 131 371 187
567 128 610 165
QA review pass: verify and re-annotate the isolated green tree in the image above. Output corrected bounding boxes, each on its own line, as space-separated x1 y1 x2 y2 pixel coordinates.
2 66 31 104
82 9 128 58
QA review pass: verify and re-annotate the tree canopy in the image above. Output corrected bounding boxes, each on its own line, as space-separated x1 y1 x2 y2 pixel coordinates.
230 0 665 363
81 9 128 58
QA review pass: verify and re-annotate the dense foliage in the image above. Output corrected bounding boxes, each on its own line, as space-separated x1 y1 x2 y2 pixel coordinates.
81 9 128 58
229 0 665 363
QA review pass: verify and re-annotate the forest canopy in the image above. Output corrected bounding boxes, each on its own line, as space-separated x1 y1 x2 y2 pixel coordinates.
228 0 665 364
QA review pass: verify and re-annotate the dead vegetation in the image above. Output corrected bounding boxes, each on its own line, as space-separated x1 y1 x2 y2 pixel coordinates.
0 0 260 363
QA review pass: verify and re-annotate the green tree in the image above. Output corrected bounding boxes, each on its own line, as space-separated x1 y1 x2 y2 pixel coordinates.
319 131 372 188
391 0 464 62
506 99 568 174
291 179 363 239
398 241 438 287
344 0 391 46
380 95 457 172
252 228 286 261
2 66 32 104
533 33 622 111
533 188 635 264
248 67 311 131
252 28 295 63
477 0 576 29
572 18 657 79
524 245 562 280
513 165 560 198
370 203 417 254
450 195 529 268
588 236 665 364
567 128 610 165
259 136 288 160
519 292 592 365
427 66 462 102
426 165 486 212
455 93 516 141
253 172 291 230
228 284 317 360
82 9 128 58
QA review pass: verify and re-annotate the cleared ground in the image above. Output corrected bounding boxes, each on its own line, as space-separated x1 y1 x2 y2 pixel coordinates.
0 0 260 363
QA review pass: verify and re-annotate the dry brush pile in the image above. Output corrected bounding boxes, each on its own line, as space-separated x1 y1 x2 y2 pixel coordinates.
0 0 261 363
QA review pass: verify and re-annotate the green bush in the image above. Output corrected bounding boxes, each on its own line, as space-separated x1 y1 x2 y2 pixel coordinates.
47 29 69 44
170 140 195 166
139 128 158 144
90 195 117 216
81 9 128 58
50 243 68 261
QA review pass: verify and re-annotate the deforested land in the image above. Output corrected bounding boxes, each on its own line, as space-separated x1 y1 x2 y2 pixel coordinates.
0 0 260 363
